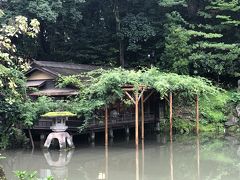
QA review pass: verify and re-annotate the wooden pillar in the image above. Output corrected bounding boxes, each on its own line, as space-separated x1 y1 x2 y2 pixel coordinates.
196 95 199 134
169 92 173 138
135 91 139 146
105 106 108 146
141 93 144 139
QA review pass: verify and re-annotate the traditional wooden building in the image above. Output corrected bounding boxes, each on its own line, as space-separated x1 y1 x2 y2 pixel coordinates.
26 61 167 144
26 60 99 97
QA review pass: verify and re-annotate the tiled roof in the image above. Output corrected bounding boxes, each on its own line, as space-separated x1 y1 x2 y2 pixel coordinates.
26 80 46 87
29 60 100 76
30 88 79 96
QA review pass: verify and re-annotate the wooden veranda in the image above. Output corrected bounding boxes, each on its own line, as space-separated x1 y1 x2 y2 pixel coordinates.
104 85 200 146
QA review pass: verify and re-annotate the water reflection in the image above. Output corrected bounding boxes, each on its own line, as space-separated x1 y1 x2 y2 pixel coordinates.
104 146 108 180
136 145 139 180
42 149 74 179
196 137 200 180
170 137 173 180
1 134 240 180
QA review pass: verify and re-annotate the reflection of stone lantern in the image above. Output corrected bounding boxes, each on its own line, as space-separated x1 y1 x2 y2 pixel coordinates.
41 149 74 180
42 112 76 149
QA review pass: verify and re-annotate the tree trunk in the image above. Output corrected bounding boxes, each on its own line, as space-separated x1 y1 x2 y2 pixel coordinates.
39 21 50 55
187 0 199 17
113 0 125 67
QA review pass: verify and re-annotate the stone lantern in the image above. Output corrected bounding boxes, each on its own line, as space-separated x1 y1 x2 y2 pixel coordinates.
42 111 76 149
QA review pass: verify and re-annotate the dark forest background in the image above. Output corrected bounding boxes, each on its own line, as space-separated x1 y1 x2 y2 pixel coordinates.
1 0 240 85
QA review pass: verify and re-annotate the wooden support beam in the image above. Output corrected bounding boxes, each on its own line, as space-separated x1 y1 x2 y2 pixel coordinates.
105 106 108 146
135 91 139 146
125 91 136 104
169 92 173 138
138 88 145 101
141 93 144 139
164 96 170 104
143 90 154 103
122 88 135 91
196 95 199 134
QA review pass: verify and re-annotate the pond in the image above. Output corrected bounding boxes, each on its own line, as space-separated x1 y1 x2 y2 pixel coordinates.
0 134 240 180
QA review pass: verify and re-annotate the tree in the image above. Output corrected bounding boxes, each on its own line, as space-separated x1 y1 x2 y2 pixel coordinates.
0 9 39 144
158 0 240 82
160 12 191 74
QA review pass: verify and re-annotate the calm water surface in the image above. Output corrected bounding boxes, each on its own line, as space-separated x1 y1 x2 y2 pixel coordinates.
1 134 240 180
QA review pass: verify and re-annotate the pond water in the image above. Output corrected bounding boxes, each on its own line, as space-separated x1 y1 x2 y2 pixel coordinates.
1 134 240 180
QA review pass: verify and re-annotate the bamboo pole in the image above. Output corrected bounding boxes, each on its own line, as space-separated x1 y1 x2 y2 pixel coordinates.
105 106 108 146
196 95 199 134
135 91 139 146
169 92 173 138
141 93 144 139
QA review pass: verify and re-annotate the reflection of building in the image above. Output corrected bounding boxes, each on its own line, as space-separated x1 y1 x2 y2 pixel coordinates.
41 150 74 180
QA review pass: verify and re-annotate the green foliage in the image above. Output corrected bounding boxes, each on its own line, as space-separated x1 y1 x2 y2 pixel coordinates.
1 0 240 81
20 96 70 126
59 67 221 131
27 0 63 22
41 111 76 117
58 75 83 89
160 11 191 74
158 0 240 79
15 171 37 180
158 0 186 7
0 166 6 180
121 13 156 52
0 128 29 149
0 10 40 148
15 170 54 180
200 92 229 123
173 118 195 134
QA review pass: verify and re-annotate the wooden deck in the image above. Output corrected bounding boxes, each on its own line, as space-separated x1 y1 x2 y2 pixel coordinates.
33 113 157 133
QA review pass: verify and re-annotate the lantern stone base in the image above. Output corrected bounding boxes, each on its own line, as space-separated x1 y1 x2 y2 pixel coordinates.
44 132 74 149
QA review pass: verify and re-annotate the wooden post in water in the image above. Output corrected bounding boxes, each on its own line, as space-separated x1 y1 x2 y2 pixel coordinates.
196 95 199 134
141 93 144 139
105 106 108 146
135 91 139 146
169 92 173 138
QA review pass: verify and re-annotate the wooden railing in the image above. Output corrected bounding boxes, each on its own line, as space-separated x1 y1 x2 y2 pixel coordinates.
33 113 156 130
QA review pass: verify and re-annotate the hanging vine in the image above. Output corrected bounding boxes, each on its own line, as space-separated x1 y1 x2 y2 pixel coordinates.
58 67 222 131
